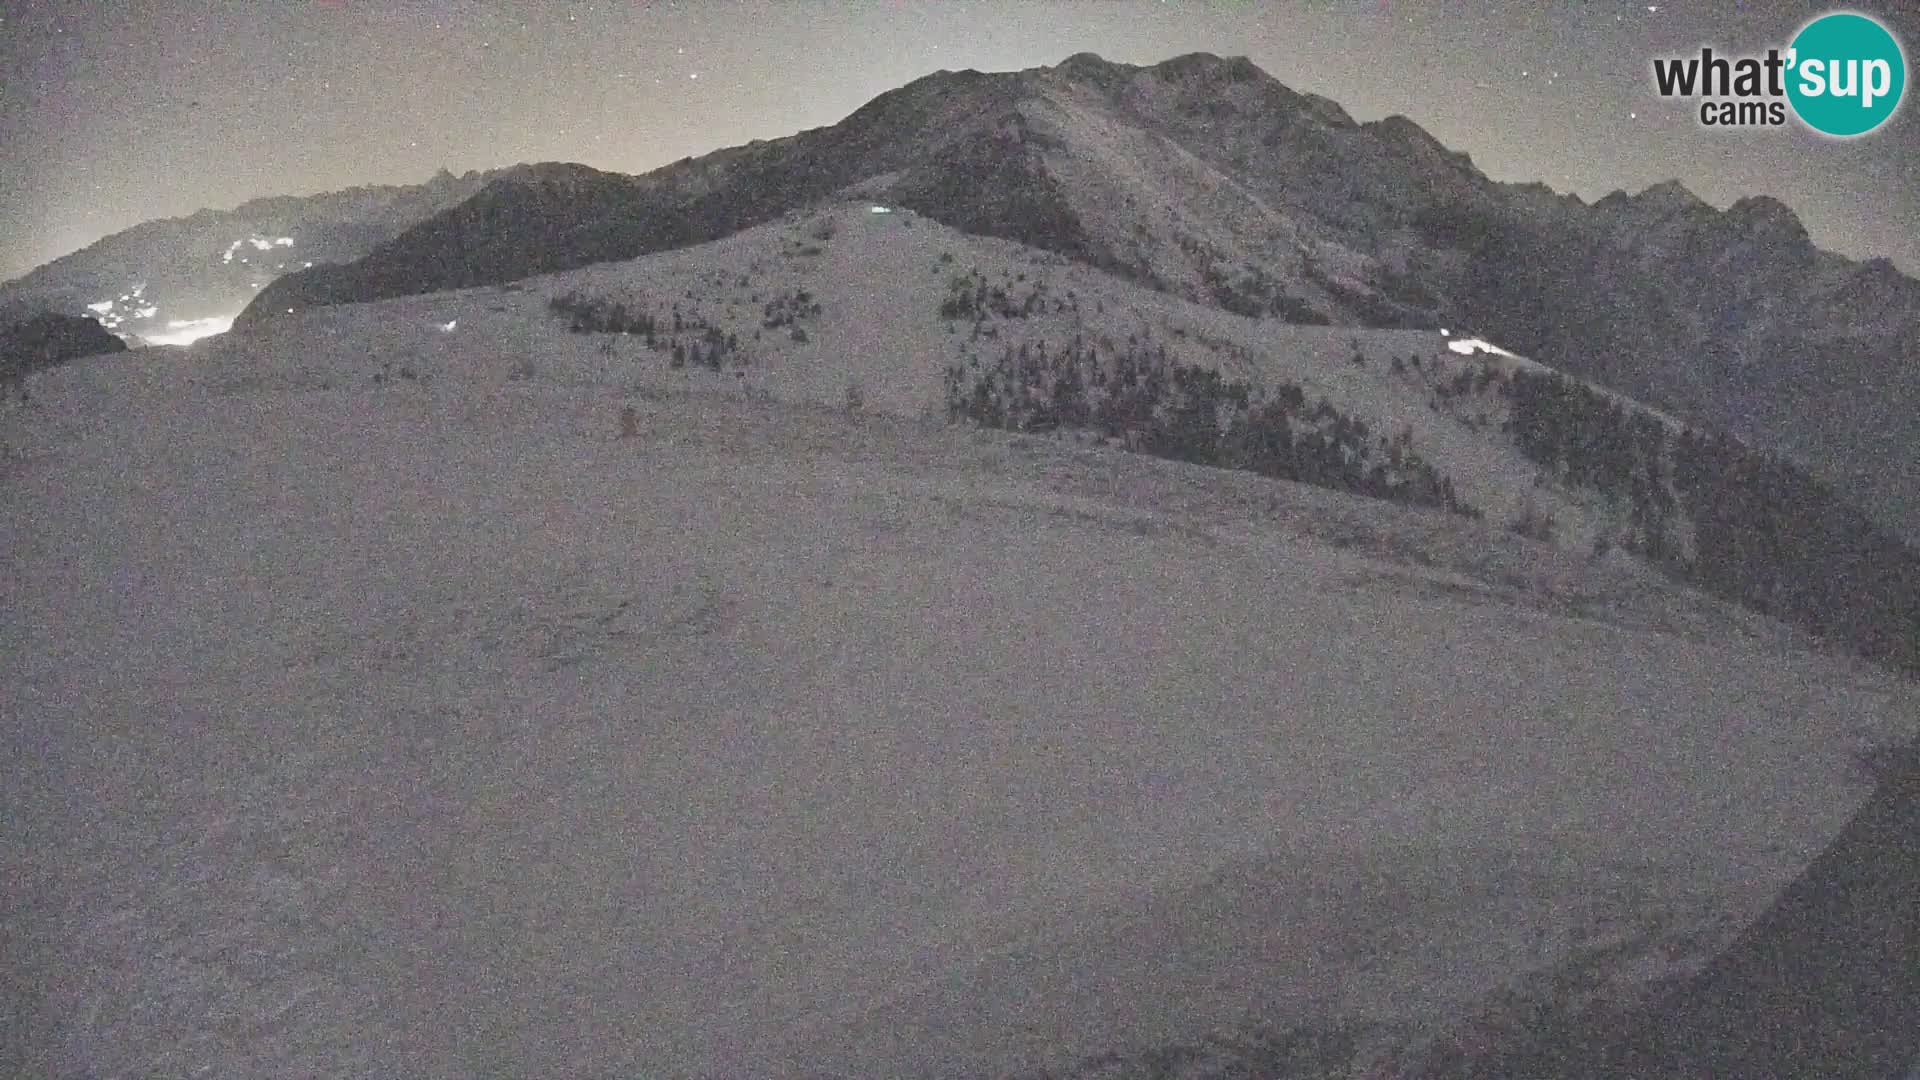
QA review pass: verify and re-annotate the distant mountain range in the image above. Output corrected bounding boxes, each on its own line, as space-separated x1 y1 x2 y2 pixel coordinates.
0 167 530 344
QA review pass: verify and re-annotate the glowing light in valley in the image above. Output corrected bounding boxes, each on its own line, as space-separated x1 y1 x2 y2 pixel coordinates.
225 236 295 263
87 300 113 314
439 319 458 332
143 315 234 346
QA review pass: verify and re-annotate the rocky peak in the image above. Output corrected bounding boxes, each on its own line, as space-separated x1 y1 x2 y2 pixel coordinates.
1634 179 1711 216
1370 115 1476 171
1054 51 1130 90
1150 52 1258 84
1723 195 1809 244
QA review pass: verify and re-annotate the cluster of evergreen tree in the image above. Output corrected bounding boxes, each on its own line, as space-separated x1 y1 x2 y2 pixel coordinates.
1500 364 1920 672
943 333 1477 518
548 291 661 340
1501 369 1677 558
1198 262 1330 324
1673 427 1920 671
546 291 744 372
761 288 822 329
938 269 1073 321
667 324 743 372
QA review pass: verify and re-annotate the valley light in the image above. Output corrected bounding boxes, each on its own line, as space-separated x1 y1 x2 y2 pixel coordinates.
870 205 892 214
88 300 114 314
144 315 235 346
439 319 458 332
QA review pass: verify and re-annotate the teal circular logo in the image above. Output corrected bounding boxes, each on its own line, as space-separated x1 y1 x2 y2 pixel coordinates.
1786 11 1906 136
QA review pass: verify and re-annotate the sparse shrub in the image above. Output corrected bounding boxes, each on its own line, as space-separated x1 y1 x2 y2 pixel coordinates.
844 381 865 413
618 405 639 438
790 326 809 343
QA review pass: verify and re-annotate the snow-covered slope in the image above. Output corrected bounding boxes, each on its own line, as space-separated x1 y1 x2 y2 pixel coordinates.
219 52 1920 550
225 203 1698 561
4 206 1915 1078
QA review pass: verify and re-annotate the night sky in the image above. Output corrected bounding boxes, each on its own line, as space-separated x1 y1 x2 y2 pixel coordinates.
2 0 1916 282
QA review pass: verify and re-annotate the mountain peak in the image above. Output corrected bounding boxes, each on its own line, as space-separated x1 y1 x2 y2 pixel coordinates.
1151 52 1260 82
1724 194 1809 246
1372 115 1447 153
1057 51 1118 72
1371 115 1479 173
1053 51 1132 91
1635 179 1709 213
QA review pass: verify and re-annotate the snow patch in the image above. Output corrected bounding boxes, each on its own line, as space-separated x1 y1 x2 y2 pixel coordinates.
1447 336 1520 358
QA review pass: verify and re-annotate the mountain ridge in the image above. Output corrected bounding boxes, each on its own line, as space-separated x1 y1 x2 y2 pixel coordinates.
235 54 1920 550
